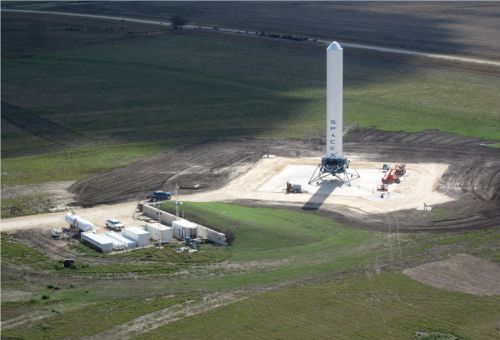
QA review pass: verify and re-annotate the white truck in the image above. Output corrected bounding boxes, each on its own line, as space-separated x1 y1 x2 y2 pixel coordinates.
105 219 125 231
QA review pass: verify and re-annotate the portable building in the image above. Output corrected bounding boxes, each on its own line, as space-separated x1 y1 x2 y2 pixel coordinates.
172 219 198 239
100 234 126 251
82 231 113 253
105 231 136 250
122 227 150 248
146 223 173 242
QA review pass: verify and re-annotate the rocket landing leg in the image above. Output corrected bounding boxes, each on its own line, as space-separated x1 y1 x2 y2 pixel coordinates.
308 157 360 186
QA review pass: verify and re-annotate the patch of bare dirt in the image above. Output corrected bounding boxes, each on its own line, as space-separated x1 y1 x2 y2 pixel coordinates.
403 254 500 296
1 180 76 201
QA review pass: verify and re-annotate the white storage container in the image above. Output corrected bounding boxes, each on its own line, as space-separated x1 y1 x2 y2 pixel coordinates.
147 223 173 242
105 231 136 250
122 227 150 248
172 219 198 239
100 234 126 251
82 231 113 253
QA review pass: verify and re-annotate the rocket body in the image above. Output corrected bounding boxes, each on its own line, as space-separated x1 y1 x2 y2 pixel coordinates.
326 41 343 159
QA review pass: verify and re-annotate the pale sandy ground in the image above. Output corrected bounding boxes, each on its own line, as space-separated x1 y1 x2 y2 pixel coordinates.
1 157 453 232
176 157 453 213
403 254 500 296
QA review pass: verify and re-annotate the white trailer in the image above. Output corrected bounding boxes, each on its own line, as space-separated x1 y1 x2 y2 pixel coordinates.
82 232 113 253
146 223 173 242
122 227 150 248
172 219 198 240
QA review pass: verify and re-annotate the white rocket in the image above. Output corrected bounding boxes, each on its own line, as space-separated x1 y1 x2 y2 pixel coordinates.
326 41 343 159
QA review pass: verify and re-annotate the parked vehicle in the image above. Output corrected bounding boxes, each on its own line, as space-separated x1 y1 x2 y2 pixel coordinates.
105 219 125 231
147 191 172 201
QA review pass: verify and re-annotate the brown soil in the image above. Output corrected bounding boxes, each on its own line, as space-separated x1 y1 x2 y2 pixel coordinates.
403 254 500 296
66 128 500 234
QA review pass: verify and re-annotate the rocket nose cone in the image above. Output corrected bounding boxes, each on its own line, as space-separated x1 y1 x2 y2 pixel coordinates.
327 41 342 50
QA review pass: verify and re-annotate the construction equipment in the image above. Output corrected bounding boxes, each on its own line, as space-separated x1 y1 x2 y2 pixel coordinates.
185 237 200 253
51 228 62 238
382 169 400 184
377 184 388 191
394 163 406 175
286 181 302 193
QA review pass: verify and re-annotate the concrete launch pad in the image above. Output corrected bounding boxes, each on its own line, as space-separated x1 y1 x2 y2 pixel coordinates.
179 157 454 214
258 164 405 201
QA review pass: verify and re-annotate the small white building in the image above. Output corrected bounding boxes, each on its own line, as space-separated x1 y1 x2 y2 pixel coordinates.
122 227 150 248
172 219 198 239
146 223 173 242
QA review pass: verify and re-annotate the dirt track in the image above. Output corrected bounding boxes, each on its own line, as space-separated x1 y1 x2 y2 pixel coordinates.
42 2 500 60
2 129 499 234
3 129 494 234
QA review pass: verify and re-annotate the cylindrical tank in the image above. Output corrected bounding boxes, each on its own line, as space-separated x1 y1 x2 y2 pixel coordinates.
64 212 94 232
326 41 343 159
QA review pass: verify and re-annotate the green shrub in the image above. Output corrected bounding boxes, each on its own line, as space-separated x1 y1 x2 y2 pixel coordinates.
42 295 50 300
41 324 53 331
46 284 54 289
420 332 455 340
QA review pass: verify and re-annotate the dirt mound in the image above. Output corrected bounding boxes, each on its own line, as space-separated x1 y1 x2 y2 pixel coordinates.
69 138 324 206
403 254 500 296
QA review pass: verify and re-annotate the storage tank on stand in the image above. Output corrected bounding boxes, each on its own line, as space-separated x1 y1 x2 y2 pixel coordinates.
65 212 94 232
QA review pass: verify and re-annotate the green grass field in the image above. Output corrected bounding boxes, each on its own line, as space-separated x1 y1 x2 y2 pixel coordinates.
1 232 50 264
2 296 192 340
2 12 500 339
133 272 500 340
2 203 500 338
1 140 179 187
2 13 500 188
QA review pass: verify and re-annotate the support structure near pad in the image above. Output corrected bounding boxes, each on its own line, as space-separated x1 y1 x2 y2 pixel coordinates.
308 156 360 186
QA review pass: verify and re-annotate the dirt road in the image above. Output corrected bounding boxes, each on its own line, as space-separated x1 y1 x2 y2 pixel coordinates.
3 9 500 67
3 129 500 234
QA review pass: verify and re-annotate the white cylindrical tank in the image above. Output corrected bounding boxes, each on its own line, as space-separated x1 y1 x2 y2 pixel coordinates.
64 212 94 232
326 41 343 159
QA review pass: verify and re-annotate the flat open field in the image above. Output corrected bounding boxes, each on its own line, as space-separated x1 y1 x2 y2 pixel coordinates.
23 1 500 60
2 8 500 340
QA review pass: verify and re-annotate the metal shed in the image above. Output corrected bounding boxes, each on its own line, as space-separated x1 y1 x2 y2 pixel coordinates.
82 231 113 253
122 227 150 248
146 223 173 242
172 219 198 239
105 231 136 250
